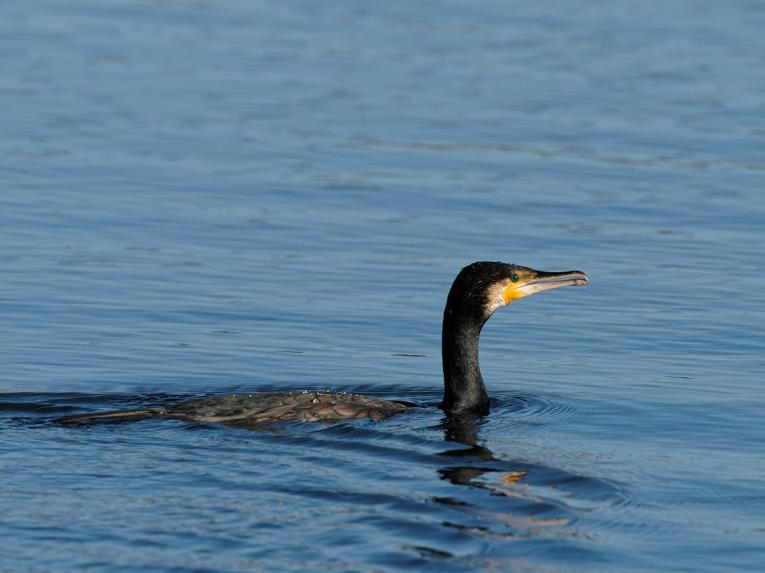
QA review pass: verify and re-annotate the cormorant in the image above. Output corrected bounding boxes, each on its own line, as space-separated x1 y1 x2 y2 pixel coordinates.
57 262 587 427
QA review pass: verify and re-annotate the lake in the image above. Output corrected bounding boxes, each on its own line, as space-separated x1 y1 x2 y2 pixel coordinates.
1 1 763 571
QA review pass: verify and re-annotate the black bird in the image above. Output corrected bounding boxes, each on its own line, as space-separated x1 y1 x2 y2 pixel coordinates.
58 262 587 427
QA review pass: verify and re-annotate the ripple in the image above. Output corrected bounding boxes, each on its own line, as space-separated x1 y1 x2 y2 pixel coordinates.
0 389 728 571
490 392 597 435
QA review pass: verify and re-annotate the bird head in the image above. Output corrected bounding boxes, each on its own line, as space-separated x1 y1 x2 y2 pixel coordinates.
446 262 589 323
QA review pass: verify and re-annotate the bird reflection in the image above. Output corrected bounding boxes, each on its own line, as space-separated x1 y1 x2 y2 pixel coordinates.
437 414 499 487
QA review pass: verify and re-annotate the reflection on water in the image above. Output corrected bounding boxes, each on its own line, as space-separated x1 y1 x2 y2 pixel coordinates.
3 391 624 571
436 414 619 545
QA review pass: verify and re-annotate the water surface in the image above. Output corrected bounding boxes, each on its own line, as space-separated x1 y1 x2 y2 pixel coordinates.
1 1 764 571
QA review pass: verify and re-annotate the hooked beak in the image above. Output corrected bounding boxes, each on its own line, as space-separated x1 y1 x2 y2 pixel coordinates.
502 269 589 304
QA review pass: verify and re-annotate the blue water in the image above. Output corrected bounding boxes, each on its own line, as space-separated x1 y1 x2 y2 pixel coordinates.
2 1 764 571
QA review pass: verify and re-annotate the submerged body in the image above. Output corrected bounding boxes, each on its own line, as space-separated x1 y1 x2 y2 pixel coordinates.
58 261 587 427
59 391 408 427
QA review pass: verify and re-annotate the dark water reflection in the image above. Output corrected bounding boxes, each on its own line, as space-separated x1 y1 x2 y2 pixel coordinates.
3 392 630 571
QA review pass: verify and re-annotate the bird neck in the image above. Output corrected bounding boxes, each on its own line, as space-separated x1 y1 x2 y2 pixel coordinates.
441 309 489 415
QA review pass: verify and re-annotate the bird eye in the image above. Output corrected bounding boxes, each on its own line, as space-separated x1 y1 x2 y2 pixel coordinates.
510 274 519 283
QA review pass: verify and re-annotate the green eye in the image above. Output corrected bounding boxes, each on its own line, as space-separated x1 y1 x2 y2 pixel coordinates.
510 274 519 283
